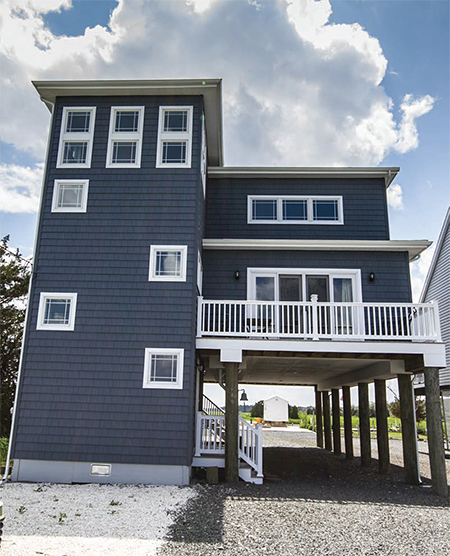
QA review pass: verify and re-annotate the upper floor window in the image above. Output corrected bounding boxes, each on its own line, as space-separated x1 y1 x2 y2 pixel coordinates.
106 106 144 168
52 180 89 213
149 245 188 282
37 292 78 331
156 106 193 168
248 196 343 225
57 107 96 168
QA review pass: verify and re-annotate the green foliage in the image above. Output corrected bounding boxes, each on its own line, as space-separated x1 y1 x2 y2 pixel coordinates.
288 405 299 419
388 396 426 422
1 236 31 438
250 400 264 418
0 438 8 464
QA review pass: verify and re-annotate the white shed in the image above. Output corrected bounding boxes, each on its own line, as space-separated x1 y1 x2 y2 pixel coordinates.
264 396 289 423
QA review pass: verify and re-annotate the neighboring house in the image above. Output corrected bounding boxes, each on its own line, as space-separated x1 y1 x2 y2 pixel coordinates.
7 79 446 487
264 397 289 423
415 208 450 394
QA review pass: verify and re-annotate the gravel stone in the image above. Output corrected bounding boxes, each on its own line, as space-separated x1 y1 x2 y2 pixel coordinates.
158 430 450 556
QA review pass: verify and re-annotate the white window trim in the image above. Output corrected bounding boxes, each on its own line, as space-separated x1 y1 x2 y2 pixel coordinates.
143 348 184 389
201 115 207 197
37 292 78 331
149 245 188 282
106 106 145 168
156 106 193 168
247 268 362 302
57 107 96 169
247 195 344 225
52 179 89 213
197 250 203 294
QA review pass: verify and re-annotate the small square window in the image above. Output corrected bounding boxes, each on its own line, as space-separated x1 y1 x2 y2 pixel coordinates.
52 180 89 213
282 200 307 221
313 200 339 221
37 293 77 331
62 142 88 164
112 141 137 164
149 245 187 282
114 110 139 132
143 348 184 389
252 200 277 221
161 141 187 165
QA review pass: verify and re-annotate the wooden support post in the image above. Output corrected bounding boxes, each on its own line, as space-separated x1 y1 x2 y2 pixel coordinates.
315 386 324 448
358 382 371 467
374 379 390 475
424 367 448 497
225 362 239 482
332 388 341 455
322 390 332 452
398 374 420 485
342 385 353 460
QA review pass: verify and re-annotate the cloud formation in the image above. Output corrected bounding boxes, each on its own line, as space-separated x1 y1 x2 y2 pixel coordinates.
387 183 404 210
0 163 44 213
0 0 436 213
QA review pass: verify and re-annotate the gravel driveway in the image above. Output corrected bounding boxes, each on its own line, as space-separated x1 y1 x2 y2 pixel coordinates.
158 428 450 556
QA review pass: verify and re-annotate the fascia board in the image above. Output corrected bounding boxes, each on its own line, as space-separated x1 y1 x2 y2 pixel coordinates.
202 239 431 261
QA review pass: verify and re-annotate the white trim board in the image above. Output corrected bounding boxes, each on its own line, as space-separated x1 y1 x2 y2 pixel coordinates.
202 239 431 262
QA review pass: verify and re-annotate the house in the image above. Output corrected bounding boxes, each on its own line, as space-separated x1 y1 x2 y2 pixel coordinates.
264 397 289 423
5 79 447 494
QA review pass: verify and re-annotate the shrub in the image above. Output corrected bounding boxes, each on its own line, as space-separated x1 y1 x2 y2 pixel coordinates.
0 438 8 465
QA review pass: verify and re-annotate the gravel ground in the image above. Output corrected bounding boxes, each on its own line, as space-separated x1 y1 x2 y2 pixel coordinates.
158 429 450 556
0 482 196 556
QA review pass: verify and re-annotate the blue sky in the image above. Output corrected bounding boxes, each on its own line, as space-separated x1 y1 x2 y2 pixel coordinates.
1 0 448 405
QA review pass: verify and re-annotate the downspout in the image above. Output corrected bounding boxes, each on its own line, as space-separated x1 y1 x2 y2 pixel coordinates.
1 98 55 484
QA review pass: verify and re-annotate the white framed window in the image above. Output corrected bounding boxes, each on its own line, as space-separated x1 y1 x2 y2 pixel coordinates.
37 292 78 331
57 107 96 168
156 106 193 168
143 348 184 389
106 106 144 168
201 115 207 196
52 180 89 213
149 245 188 282
248 196 344 224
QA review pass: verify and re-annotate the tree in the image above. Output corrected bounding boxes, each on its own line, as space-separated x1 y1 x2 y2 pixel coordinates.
388 397 426 422
1 236 31 438
250 400 264 418
289 405 299 419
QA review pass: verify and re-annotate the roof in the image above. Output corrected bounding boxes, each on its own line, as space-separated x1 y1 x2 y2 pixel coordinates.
264 396 289 404
33 78 224 166
420 207 450 302
208 166 399 187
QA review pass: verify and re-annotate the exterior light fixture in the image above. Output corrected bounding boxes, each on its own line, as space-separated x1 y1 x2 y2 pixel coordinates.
234 270 240 281
369 272 375 283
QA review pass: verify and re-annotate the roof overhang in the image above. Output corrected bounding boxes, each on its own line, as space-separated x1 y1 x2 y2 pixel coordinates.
208 166 399 187
202 239 431 262
33 78 224 166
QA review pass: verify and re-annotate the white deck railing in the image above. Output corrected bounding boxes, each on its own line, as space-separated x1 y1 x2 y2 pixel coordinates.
197 297 441 342
239 416 263 478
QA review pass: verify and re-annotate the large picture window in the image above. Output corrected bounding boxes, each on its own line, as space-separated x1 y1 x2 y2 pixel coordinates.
143 348 184 389
156 106 193 168
57 107 96 168
248 196 343 224
106 106 144 168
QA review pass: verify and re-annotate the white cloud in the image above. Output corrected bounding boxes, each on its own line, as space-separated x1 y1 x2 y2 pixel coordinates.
410 243 436 302
0 163 44 213
387 183 404 210
396 94 435 154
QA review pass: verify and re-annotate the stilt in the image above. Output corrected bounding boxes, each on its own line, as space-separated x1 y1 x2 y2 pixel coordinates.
358 382 371 467
374 379 390 474
224 362 239 482
424 367 448 497
322 390 332 452
342 385 353 460
315 386 324 448
398 374 420 485
332 388 341 455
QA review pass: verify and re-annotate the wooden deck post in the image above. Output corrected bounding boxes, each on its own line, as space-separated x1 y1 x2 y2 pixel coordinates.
332 388 341 455
225 362 239 482
358 382 371 467
315 386 324 448
342 385 353 460
424 367 448 497
322 390 332 451
398 374 420 485
374 379 390 474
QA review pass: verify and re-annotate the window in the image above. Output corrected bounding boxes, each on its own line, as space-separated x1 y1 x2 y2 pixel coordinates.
52 180 89 213
248 196 343 224
57 107 96 168
201 115 207 196
156 106 193 168
37 293 78 331
106 106 144 168
149 246 187 282
197 250 203 294
143 348 184 389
